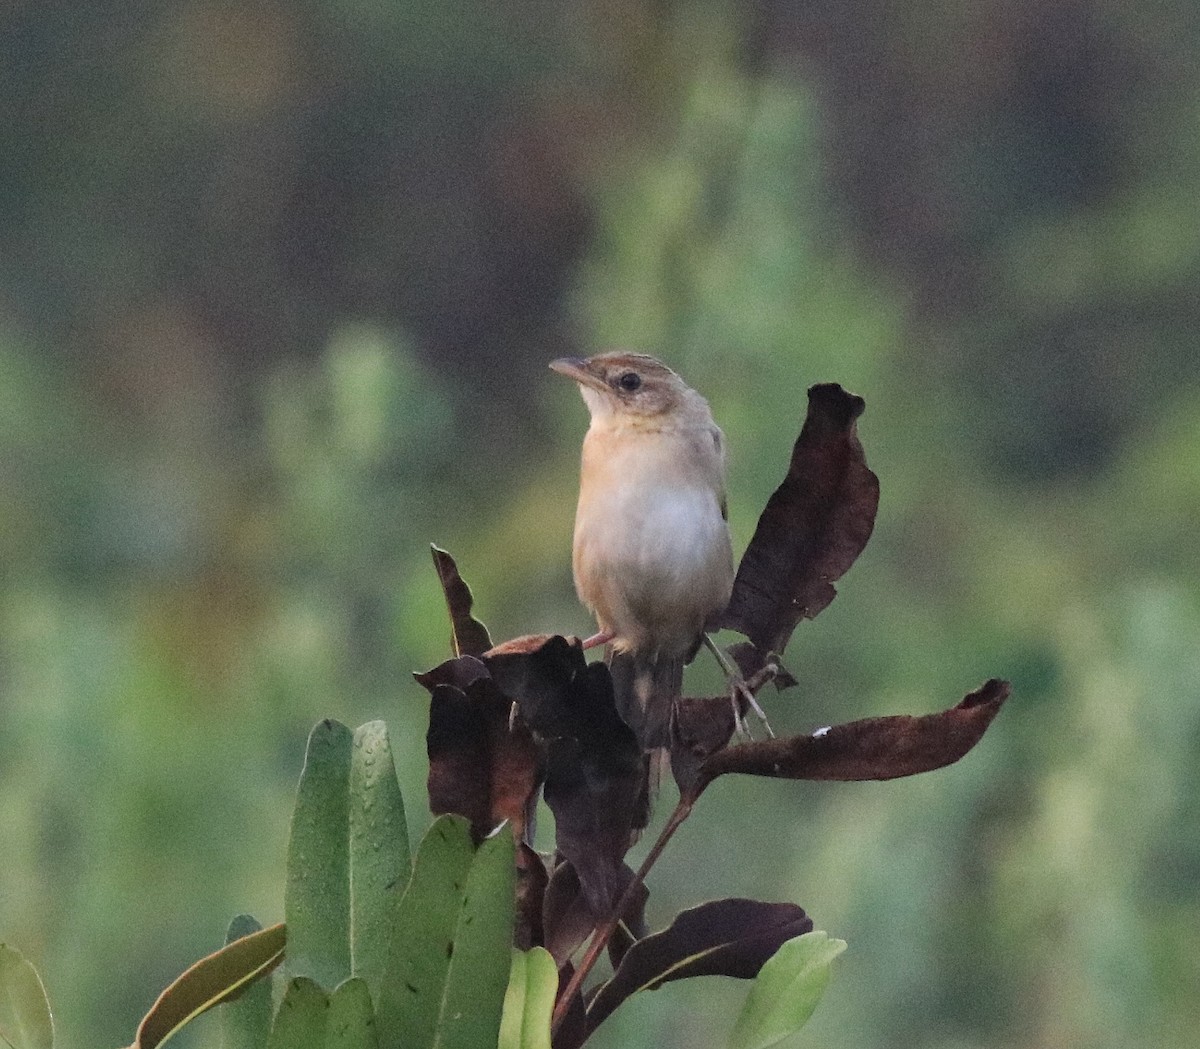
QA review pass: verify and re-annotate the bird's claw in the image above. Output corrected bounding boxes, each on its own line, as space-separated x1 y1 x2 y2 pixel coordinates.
730 675 776 741
701 633 778 741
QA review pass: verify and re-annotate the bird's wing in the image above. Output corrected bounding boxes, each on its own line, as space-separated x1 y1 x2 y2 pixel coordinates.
710 424 729 520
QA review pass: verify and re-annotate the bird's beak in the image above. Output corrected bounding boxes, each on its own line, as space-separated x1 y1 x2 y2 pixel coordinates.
549 356 607 392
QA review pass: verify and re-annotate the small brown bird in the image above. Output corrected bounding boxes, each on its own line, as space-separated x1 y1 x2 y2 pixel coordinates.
551 351 734 746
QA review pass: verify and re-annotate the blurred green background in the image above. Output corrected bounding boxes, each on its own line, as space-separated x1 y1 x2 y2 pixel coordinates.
2 1 1199 1047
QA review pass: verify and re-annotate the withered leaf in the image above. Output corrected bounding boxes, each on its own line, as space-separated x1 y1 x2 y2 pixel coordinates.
542 854 648 969
484 635 586 738
584 898 813 1036
430 545 493 657
515 843 549 951
542 860 647 969
542 734 647 915
486 633 557 656
542 861 600 968
552 961 588 1049
668 695 737 796
720 383 880 656
425 682 490 834
689 678 1011 799
415 653 490 693
420 655 542 843
485 636 646 913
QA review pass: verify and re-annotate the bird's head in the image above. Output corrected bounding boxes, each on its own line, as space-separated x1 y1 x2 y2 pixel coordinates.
549 352 710 428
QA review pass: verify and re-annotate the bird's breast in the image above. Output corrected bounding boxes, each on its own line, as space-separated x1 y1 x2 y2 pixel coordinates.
573 424 733 655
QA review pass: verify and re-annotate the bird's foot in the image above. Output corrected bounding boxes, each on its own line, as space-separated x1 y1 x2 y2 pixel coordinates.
580 629 614 651
730 665 777 741
701 633 777 741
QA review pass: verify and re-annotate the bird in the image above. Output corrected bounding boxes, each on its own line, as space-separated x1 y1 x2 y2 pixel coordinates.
550 351 736 748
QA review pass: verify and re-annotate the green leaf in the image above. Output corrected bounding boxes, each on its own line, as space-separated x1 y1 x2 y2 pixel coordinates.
220 916 275 1049
349 721 411 1005
498 949 556 1049
375 815 477 1049
267 978 329 1049
326 979 378 1049
0 945 54 1049
436 824 516 1049
286 720 353 989
129 923 286 1049
727 932 846 1049
375 817 516 1049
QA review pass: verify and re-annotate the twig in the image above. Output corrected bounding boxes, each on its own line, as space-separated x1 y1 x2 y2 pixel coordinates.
550 795 696 1037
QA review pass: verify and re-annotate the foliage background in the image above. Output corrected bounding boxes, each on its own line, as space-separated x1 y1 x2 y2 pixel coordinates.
2 1 1199 1047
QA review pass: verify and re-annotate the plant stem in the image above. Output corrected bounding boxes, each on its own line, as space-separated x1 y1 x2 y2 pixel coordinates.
550 795 695 1038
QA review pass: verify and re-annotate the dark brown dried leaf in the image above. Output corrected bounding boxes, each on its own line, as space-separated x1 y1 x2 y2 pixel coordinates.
689 678 1011 798
542 861 599 967
667 695 737 797
552 961 588 1049
542 860 647 969
420 656 542 842
584 898 813 1036
425 681 491 834
414 653 490 693
720 383 880 656
484 636 646 912
430 545 493 657
484 635 589 739
515 843 548 951
485 633 557 657
542 741 647 914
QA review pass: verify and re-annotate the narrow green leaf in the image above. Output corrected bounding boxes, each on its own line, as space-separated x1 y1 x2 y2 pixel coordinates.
498 949 556 1049
727 932 846 1049
221 916 275 1049
375 815 476 1049
435 824 517 1049
349 720 411 1004
286 720 354 989
129 923 286 1049
326 979 378 1049
267 979 329 1049
0 945 54 1049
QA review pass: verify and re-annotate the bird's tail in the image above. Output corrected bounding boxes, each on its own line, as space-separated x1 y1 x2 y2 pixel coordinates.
608 649 681 836
607 649 684 751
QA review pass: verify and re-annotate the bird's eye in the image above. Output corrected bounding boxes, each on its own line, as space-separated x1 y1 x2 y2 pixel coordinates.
616 371 642 392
